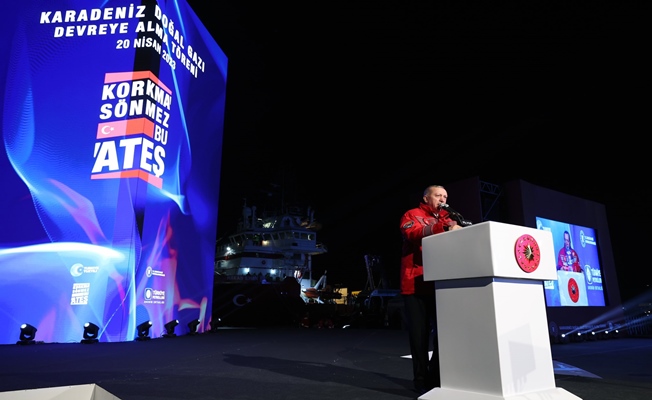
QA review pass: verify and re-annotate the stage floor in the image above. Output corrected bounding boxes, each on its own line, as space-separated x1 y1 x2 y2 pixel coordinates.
1 327 650 399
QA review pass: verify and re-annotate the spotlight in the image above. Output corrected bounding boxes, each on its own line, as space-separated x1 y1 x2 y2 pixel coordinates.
81 322 100 344
135 320 152 341
17 323 37 345
209 317 221 333
559 333 570 344
163 319 179 338
571 332 585 342
187 319 200 335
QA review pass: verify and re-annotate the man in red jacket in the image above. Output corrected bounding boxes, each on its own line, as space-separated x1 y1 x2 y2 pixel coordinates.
557 230 582 272
399 184 462 394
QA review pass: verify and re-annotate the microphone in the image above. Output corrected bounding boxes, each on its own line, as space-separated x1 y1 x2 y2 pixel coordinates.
439 203 473 227
438 203 458 215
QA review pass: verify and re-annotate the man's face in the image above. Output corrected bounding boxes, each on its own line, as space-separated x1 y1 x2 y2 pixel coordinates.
564 233 571 249
424 187 448 210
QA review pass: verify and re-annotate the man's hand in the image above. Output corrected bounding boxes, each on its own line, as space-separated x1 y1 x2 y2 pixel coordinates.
448 223 462 231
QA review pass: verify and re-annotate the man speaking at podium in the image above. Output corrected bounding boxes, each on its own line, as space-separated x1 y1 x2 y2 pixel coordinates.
399 185 462 394
557 230 582 272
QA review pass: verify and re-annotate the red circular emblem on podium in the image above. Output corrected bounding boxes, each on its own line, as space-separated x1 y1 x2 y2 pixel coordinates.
568 278 580 303
514 234 541 273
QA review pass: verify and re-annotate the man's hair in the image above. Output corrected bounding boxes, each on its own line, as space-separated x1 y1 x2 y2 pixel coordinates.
423 185 444 196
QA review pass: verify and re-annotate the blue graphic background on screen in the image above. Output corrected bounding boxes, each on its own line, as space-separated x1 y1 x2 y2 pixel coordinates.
536 217 605 307
0 1 226 344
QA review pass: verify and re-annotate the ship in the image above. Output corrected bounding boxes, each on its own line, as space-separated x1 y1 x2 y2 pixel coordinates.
212 200 336 327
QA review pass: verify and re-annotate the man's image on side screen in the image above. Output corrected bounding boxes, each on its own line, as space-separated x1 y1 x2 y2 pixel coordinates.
557 230 582 272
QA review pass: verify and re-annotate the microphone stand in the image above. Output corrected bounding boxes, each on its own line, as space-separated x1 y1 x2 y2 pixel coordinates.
441 205 473 227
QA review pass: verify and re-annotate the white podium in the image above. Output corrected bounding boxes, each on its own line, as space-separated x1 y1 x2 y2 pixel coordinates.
420 221 581 400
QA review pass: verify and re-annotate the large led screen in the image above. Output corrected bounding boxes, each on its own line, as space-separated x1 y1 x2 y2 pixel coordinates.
536 217 606 307
0 0 227 344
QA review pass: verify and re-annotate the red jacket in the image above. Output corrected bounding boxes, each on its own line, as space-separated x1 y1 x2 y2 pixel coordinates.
399 202 455 295
557 247 582 272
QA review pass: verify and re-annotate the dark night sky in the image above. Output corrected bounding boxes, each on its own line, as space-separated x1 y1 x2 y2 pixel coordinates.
187 1 648 302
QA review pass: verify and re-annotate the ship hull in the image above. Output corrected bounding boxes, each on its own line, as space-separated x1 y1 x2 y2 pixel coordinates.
212 278 306 327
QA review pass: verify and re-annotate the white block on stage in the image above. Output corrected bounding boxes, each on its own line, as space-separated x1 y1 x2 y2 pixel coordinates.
421 221 581 400
0 384 120 400
422 386 581 400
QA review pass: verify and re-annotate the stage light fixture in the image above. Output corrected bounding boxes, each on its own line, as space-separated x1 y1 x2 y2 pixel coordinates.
188 319 200 335
17 323 37 345
209 317 221 333
81 322 100 344
135 320 152 341
163 319 179 338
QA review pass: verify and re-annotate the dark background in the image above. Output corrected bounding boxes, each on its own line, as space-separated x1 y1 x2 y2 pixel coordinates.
186 1 648 302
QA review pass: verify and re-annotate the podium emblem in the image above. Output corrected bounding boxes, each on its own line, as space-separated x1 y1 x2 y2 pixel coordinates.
567 278 580 302
514 234 541 273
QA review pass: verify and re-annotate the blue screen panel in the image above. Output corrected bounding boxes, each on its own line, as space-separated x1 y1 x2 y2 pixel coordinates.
536 217 605 307
0 0 226 344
